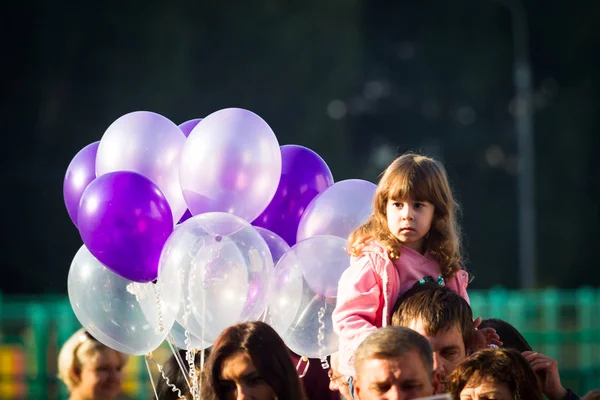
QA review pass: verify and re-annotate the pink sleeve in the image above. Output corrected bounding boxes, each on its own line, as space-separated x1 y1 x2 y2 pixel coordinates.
446 270 470 305
332 254 382 377
332 254 381 339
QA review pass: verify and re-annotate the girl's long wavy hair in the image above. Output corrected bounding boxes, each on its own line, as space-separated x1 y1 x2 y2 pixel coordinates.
348 152 464 279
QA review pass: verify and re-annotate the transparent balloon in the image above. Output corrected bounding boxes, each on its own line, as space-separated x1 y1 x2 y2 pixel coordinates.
67 245 180 355
254 226 290 265
269 235 350 358
297 179 377 242
96 111 187 224
158 212 272 343
253 227 290 328
179 108 282 222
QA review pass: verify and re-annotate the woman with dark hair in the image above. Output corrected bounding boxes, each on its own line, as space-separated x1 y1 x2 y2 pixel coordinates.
448 347 543 400
201 321 307 400
156 348 209 400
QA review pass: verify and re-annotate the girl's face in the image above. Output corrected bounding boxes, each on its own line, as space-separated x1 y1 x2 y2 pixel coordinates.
219 352 277 400
386 197 435 252
72 348 126 400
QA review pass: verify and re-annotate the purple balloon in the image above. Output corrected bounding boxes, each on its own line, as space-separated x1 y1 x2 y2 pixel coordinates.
178 209 193 224
77 171 174 283
252 145 333 246
63 142 99 227
178 118 203 137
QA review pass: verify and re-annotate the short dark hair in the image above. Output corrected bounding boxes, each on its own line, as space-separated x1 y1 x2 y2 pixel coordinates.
479 318 532 353
448 347 543 400
354 326 434 376
391 284 473 350
201 321 306 400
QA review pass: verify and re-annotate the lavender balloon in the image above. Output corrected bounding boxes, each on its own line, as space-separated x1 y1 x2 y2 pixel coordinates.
96 111 187 224
268 235 349 358
254 226 290 265
253 145 334 246
78 171 174 282
179 108 282 222
176 118 202 223
296 179 377 242
179 118 203 137
63 141 99 227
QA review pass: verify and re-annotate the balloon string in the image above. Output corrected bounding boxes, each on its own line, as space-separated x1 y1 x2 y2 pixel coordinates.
317 304 329 369
183 260 200 400
145 354 160 400
185 348 200 400
147 353 186 399
166 333 192 392
154 282 165 332
200 285 207 371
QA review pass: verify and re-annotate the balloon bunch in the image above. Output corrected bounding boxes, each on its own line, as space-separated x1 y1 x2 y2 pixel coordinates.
63 107 377 360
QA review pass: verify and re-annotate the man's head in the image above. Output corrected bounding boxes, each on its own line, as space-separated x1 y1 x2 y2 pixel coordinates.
353 326 441 400
391 284 474 380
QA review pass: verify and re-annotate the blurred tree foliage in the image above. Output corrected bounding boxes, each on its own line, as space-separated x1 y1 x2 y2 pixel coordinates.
3 0 598 293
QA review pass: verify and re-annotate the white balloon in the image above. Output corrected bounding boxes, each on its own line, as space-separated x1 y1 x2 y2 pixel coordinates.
158 212 273 342
297 179 377 241
179 108 281 222
96 111 187 224
68 245 180 355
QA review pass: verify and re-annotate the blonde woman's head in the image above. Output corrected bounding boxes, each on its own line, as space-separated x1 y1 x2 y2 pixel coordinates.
57 328 128 399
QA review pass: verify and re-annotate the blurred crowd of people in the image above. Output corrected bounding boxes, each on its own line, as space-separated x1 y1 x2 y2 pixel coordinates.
58 284 599 399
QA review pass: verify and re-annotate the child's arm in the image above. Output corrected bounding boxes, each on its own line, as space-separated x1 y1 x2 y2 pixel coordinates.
332 255 383 377
332 255 382 339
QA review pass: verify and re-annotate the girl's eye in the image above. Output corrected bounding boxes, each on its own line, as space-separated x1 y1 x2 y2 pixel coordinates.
414 202 423 209
393 202 402 208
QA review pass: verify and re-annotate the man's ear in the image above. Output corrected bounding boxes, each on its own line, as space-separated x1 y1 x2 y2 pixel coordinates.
69 367 81 387
432 370 442 394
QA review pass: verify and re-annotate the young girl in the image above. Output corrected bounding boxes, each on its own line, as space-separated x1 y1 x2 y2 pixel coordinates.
332 152 493 380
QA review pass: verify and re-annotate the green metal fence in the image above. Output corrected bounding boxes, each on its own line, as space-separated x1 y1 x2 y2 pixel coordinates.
0 288 598 399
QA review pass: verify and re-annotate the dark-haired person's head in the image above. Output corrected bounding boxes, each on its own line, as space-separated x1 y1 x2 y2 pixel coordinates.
478 318 532 353
156 348 210 399
391 284 473 381
448 347 543 400
201 321 306 400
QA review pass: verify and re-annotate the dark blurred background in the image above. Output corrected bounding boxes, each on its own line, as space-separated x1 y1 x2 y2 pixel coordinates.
4 0 599 294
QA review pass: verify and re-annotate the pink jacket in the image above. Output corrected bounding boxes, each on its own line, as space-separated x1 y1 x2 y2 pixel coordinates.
332 241 470 376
